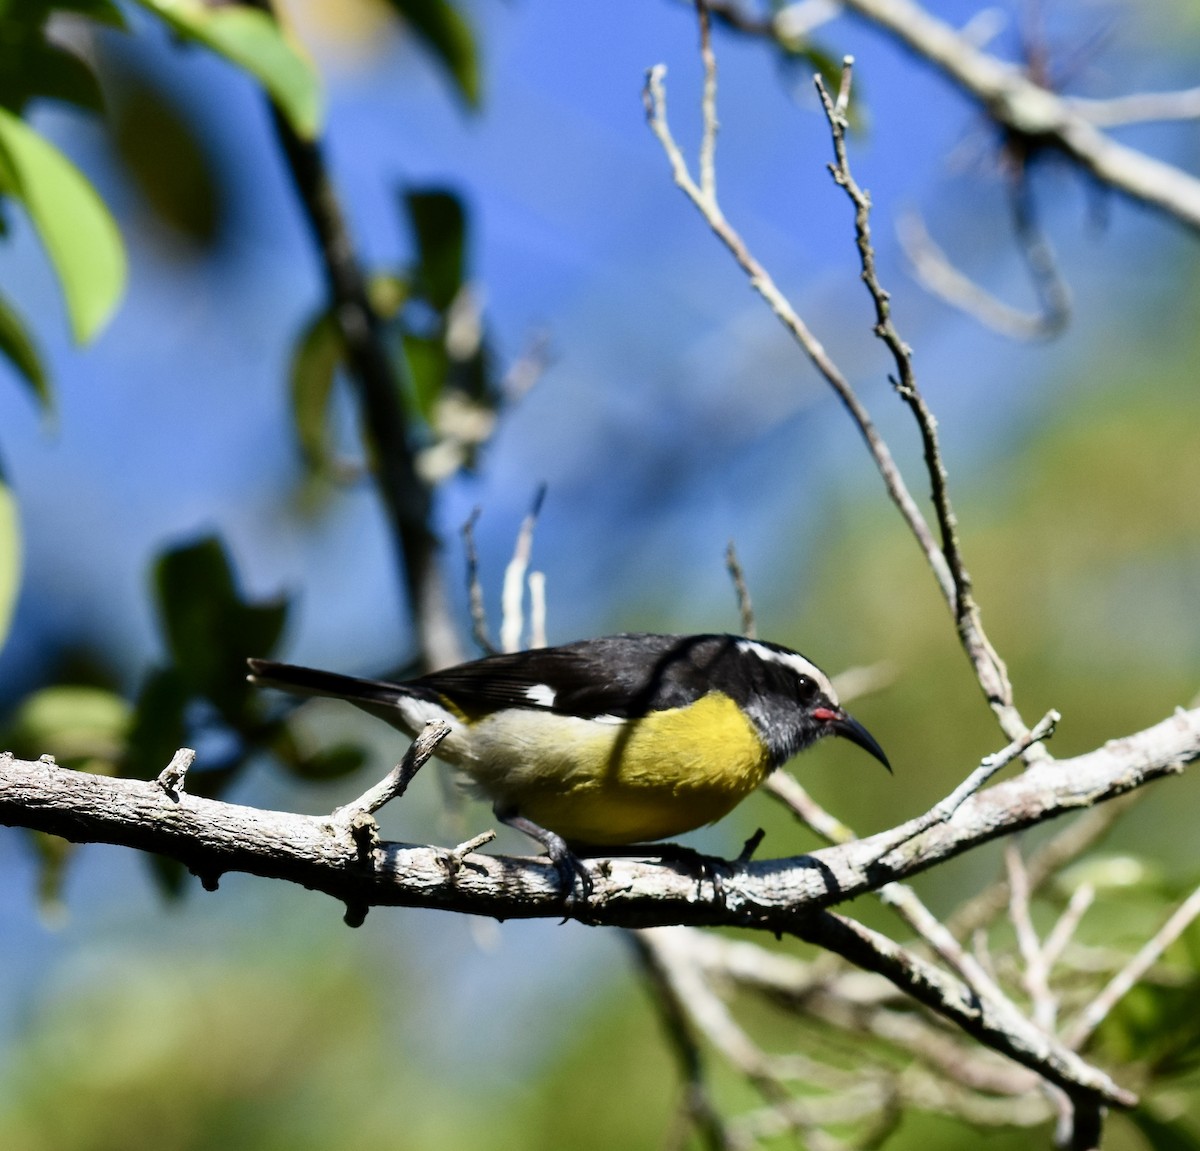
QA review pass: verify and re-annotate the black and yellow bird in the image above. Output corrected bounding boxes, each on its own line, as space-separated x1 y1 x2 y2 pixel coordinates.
248 633 890 895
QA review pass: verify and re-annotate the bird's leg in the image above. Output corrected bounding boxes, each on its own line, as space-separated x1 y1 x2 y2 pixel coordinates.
494 804 594 911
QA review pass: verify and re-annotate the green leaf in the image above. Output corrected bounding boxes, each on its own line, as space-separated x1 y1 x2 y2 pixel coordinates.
1127 1110 1200 1151
109 72 221 245
52 0 126 27
778 43 866 132
0 107 126 343
287 742 369 782
1097 976 1200 1079
402 331 448 424
0 41 105 116
29 828 74 923
153 536 289 721
0 463 20 649
404 188 466 313
0 2 113 115
1057 853 1166 895
31 43 105 112
122 666 189 781
130 0 323 139
145 852 189 899
0 291 50 410
2 685 131 767
289 309 343 476
385 0 480 108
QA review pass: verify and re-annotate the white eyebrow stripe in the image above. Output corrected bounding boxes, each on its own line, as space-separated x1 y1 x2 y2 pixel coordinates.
524 683 556 707
736 640 837 701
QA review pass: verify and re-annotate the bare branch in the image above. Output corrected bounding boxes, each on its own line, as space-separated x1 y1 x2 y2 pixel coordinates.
1069 86 1200 127
527 570 548 649
1041 883 1096 973
947 794 1138 939
331 721 451 823
3 706 1195 929
897 206 1069 341
834 0 1200 233
765 770 855 844
631 930 737 1151
696 0 719 201
792 910 1134 1109
1005 838 1059 1033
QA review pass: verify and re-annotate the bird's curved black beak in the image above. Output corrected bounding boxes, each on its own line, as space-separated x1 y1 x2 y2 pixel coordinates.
818 707 892 773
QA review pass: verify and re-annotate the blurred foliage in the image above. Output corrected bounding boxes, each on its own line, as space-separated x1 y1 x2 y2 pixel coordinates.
383 0 481 108
0 533 371 902
128 0 323 140
0 1 122 117
0 933 685 1151
105 66 222 246
289 186 502 485
0 458 17 649
0 946 404 1151
0 292 48 411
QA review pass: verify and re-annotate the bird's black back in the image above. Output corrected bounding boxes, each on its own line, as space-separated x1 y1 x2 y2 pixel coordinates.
414 633 825 724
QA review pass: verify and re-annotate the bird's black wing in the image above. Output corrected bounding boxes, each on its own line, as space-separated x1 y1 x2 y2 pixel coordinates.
413 633 738 719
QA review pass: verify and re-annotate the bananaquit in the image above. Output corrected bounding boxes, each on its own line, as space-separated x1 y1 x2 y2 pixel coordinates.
248 633 889 894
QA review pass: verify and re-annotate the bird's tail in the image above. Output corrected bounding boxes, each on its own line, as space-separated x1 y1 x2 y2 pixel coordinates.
247 658 410 709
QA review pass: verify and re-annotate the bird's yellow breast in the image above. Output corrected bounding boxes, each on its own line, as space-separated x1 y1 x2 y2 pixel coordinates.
439 691 774 845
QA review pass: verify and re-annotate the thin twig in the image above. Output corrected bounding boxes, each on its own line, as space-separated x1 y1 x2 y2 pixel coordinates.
829 661 898 704
1041 883 1095 973
461 507 495 655
765 771 854 844
638 929 800 1106
697 0 718 201
725 540 756 638
790 910 1136 1109
873 710 1059 864
1063 882 1200 1050
767 0 1200 233
642 63 951 618
155 747 195 798
1069 86 1200 127
815 61 1027 744
766 717 1056 1008
331 721 451 822
1005 838 1058 1032
948 794 1137 939
500 485 547 653
898 202 1069 341
527 571 547 648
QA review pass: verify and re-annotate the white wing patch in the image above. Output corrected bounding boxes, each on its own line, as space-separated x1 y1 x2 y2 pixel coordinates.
736 640 837 702
395 693 461 731
524 683 557 708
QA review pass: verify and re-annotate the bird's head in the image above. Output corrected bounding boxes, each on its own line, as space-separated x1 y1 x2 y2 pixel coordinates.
727 639 891 773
